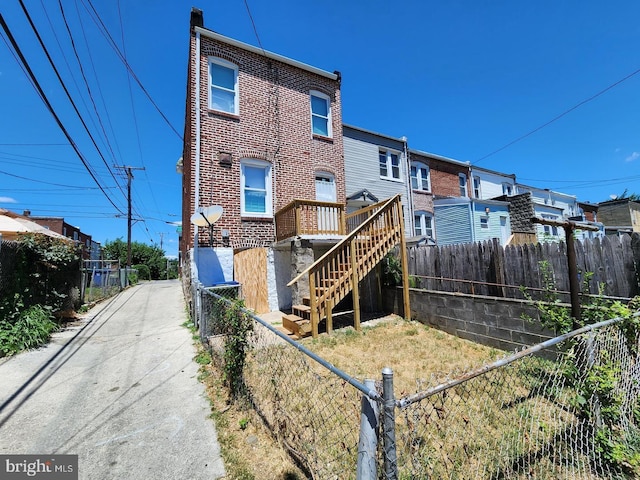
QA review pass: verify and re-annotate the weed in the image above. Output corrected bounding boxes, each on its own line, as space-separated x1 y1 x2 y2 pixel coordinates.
195 351 212 365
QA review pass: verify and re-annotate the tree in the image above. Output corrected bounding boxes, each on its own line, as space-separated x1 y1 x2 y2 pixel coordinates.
103 239 167 280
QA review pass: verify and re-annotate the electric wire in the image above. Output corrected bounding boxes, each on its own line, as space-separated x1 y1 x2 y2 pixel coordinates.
115 0 162 219
55 0 125 193
38 0 103 150
82 0 183 141
243 0 266 55
0 168 115 189
475 66 640 164
14 0 126 211
0 12 124 214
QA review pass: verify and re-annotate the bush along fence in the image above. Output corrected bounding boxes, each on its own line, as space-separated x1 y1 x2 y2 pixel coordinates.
189 282 640 479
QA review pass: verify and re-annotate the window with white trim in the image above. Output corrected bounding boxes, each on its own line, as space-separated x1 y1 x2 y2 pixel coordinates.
208 58 238 114
411 162 430 191
380 150 401 180
502 183 513 196
414 211 434 239
473 177 481 198
240 159 272 217
459 174 468 197
310 90 331 137
480 216 489 229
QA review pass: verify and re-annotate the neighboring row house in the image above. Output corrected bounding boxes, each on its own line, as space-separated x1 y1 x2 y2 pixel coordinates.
22 211 98 260
180 8 606 321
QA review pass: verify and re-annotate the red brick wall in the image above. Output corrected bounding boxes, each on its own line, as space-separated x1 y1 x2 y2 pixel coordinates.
426 157 470 198
182 30 344 253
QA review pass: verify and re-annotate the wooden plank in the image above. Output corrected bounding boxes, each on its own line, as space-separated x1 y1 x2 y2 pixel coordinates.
233 247 269 313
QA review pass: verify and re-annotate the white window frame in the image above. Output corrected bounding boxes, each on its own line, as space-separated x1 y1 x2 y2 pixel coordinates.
411 162 430 191
480 216 489 229
240 159 272 218
414 211 435 239
459 174 468 197
502 183 513 196
379 149 402 181
310 90 332 137
473 176 481 198
208 57 239 114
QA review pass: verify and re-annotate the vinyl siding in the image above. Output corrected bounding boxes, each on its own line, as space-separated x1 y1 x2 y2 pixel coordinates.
343 133 411 235
471 170 515 199
473 203 510 244
434 203 473 245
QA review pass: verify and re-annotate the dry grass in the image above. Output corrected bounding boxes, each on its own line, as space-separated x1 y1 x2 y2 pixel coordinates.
301 315 503 395
198 361 308 480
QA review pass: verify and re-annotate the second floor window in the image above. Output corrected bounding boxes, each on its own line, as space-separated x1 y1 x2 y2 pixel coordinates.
411 163 430 191
380 150 401 180
473 177 481 198
459 174 468 197
310 91 331 137
209 58 238 114
502 183 513 196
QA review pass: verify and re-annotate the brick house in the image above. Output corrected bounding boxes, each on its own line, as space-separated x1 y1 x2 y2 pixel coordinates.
181 8 357 316
181 8 344 256
24 213 93 260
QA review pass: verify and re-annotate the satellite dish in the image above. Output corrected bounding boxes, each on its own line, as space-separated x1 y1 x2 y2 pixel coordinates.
190 205 223 227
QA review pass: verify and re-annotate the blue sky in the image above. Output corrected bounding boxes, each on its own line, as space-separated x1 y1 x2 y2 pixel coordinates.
1 1 639 258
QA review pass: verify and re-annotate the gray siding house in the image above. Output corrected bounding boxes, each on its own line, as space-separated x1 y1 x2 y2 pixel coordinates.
343 125 413 235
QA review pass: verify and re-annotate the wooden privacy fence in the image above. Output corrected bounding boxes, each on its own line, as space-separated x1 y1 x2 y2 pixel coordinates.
408 234 640 299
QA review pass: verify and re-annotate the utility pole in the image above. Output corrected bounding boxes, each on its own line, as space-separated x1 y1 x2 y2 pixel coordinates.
115 166 145 269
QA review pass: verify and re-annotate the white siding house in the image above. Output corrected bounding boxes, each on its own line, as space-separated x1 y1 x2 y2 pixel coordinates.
517 184 580 242
343 125 412 235
470 166 517 200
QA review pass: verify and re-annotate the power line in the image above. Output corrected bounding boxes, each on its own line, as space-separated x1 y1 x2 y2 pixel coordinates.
0 13 124 214
0 168 114 189
82 0 183 141
14 0 127 207
474 66 640 164
57 0 120 167
243 0 266 55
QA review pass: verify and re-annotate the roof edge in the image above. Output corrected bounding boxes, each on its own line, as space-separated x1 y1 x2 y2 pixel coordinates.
194 26 338 81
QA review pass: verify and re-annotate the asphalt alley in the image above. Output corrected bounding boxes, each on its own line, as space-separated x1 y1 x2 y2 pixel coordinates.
0 279 225 479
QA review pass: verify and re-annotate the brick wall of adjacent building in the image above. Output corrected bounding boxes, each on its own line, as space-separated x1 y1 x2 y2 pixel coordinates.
182 20 344 253
427 156 470 198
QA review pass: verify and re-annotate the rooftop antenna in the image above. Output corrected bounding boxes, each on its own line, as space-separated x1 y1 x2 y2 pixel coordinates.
190 205 223 246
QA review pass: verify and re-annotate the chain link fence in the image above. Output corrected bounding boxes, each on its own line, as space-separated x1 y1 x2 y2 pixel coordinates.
195 283 377 479
186 271 639 479
81 260 123 303
395 318 640 479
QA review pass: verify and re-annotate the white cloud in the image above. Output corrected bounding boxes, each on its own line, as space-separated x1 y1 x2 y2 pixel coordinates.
0 197 17 203
626 152 640 162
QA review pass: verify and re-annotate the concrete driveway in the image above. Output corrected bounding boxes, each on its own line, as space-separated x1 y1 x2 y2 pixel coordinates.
0 280 225 479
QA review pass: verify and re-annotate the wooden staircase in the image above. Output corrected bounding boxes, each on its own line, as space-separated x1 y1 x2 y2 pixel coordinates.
283 195 409 338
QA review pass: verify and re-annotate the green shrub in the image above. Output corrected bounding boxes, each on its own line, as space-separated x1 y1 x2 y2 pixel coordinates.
0 303 58 357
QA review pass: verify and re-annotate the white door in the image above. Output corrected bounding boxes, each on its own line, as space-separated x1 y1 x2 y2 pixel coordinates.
316 173 337 233
500 216 509 245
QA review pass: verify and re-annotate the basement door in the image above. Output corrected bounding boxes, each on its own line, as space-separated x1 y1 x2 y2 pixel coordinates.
315 173 337 234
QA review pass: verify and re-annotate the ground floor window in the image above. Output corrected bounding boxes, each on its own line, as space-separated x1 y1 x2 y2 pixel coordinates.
240 159 272 217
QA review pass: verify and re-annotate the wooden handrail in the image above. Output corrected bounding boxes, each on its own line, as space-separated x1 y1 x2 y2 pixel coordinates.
287 195 401 287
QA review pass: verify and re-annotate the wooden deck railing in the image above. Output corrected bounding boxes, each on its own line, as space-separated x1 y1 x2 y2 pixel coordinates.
288 195 407 337
275 199 346 241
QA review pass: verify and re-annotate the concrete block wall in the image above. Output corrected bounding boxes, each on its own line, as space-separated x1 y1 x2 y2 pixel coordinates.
385 288 559 353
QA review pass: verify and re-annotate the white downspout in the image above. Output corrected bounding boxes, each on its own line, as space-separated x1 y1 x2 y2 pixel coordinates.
194 31 202 270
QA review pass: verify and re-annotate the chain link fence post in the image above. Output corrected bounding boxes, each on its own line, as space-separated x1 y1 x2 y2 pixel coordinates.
357 379 379 480
382 367 398 480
